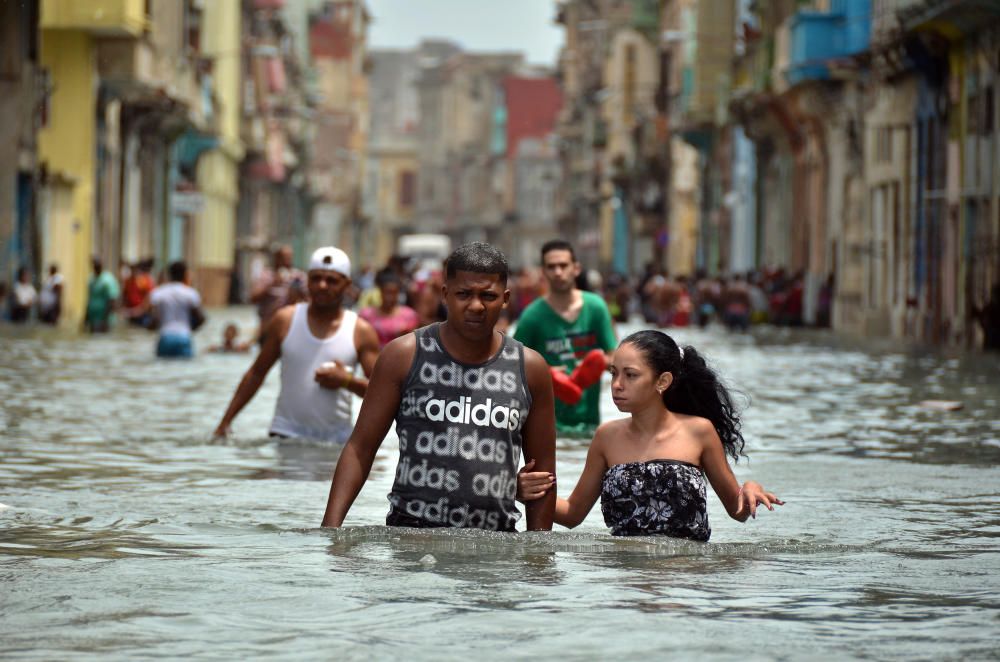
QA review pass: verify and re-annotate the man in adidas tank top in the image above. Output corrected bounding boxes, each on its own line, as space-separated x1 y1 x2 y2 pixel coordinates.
322 242 557 531
213 247 380 443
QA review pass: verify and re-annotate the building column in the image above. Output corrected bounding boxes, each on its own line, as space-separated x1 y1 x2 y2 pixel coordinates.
195 149 239 305
120 128 142 264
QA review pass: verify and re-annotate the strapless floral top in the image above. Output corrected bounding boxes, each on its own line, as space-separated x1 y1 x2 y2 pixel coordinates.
600 459 711 541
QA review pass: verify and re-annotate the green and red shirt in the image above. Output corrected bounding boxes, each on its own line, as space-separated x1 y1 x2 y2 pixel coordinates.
514 291 616 434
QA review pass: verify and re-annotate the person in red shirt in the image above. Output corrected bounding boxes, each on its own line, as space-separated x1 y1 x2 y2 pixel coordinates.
123 258 156 327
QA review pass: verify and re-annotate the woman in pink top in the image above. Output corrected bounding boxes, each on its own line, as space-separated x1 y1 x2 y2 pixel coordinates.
359 269 420 347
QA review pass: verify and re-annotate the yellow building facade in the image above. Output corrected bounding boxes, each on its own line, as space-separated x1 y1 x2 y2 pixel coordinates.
37 29 97 324
195 0 244 305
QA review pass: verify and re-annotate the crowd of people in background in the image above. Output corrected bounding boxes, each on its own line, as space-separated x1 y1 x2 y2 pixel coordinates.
634 265 830 332
0 255 206 356
0 255 864 337
492 263 830 334
4 247 999 352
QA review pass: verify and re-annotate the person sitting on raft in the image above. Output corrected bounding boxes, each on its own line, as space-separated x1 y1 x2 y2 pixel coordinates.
517 329 783 541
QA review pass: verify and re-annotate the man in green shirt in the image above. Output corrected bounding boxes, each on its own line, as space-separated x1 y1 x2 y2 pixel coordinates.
85 257 121 333
514 240 616 436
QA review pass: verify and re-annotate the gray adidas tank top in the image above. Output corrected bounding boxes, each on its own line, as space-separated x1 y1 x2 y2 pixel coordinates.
388 323 532 531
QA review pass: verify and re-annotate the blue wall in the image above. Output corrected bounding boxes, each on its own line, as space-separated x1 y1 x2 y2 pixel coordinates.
786 1 871 86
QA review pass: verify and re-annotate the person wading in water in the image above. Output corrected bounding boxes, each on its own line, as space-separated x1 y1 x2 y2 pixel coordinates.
321 242 556 531
214 246 380 443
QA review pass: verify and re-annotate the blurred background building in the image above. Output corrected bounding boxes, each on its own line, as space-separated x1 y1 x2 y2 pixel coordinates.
551 0 1000 349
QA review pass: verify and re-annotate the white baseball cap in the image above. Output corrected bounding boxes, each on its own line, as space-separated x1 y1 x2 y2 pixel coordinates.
308 246 351 277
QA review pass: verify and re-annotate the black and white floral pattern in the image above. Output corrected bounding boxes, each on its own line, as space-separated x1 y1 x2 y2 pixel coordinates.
600 459 711 541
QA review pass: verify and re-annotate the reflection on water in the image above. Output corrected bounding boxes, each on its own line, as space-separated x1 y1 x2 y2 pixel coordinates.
1 308 999 658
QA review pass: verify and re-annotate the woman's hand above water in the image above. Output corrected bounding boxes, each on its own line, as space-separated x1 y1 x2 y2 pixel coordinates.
736 481 784 520
517 459 555 502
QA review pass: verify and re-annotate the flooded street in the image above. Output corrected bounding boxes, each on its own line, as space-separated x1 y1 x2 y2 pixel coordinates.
2 309 999 659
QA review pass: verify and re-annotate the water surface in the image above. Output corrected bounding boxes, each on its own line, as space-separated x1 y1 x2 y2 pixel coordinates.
2 311 999 659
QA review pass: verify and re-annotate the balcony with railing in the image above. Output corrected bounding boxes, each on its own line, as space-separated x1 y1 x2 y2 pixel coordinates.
898 0 1000 36
785 0 871 87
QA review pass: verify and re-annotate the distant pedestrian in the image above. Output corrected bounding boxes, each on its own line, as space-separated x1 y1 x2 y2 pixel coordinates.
38 264 63 325
721 274 751 332
605 271 632 323
208 323 251 354
85 257 120 333
672 275 693 327
693 271 719 328
637 262 660 324
123 258 156 327
250 245 305 339
359 269 419 348
10 267 37 323
149 261 205 358
748 273 769 324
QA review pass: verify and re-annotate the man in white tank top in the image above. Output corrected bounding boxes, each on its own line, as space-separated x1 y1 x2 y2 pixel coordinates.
213 247 381 443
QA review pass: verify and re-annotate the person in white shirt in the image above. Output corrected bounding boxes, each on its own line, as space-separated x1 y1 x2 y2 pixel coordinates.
149 261 205 358
10 267 37 324
213 246 380 443
38 264 64 325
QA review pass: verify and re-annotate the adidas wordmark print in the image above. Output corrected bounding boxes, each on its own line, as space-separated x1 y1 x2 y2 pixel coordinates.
388 324 531 531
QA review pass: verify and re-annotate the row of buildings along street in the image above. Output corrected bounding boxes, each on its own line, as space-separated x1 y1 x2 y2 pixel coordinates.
554 0 1000 349
1 0 371 322
2 0 1000 349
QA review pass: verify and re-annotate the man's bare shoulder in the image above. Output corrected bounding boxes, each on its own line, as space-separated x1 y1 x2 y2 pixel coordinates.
265 305 296 336
522 345 548 369
353 314 379 342
522 346 552 383
383 330 417 352
272 304 296 321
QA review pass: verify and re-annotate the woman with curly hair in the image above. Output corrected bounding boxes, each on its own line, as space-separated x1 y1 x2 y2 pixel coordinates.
518 329 782 541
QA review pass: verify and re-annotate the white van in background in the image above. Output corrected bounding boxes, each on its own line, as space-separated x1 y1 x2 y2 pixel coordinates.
397 234 452 271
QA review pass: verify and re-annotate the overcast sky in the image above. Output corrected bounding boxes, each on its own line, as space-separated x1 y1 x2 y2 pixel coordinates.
365 0 564 65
